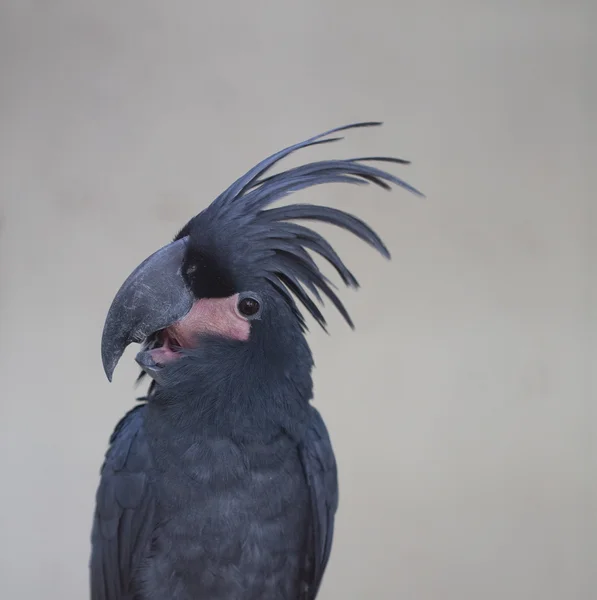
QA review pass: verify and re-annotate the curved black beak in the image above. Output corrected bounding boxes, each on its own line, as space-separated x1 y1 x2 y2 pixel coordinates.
101 237 194 381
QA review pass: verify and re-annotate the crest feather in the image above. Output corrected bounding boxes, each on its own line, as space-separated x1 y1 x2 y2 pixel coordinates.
178 122 423 330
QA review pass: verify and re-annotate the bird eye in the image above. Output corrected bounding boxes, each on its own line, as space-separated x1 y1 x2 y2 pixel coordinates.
237 295 261 319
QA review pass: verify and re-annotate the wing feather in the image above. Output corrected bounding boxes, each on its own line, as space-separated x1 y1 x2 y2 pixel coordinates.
90 405 156 600
298 408 339 599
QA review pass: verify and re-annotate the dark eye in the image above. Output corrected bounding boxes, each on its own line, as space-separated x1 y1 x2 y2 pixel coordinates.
237 296 261 318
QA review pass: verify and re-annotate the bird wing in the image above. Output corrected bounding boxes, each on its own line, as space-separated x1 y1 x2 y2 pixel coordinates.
90 404 156 600
298 406 339 599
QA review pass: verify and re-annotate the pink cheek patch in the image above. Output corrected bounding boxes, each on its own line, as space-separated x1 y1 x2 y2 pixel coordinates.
169 294 251 347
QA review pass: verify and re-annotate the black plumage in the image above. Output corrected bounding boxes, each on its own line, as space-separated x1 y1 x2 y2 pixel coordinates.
92 122 421 599
173 121 422 330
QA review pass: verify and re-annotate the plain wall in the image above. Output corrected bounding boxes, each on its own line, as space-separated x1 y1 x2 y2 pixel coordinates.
0 2 594 599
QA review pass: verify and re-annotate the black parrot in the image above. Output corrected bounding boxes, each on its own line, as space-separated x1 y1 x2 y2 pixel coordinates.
92 122 422 600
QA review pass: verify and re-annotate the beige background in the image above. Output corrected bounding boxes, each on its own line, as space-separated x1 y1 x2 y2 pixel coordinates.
0 2 594 599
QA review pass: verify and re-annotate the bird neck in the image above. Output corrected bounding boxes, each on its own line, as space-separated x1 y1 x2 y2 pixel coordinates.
146 335 314 443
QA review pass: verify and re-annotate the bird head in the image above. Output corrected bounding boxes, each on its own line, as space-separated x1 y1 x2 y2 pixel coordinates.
101 122 422 390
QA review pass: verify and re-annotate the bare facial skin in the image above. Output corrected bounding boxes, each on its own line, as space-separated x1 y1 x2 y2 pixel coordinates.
148 294 251 365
